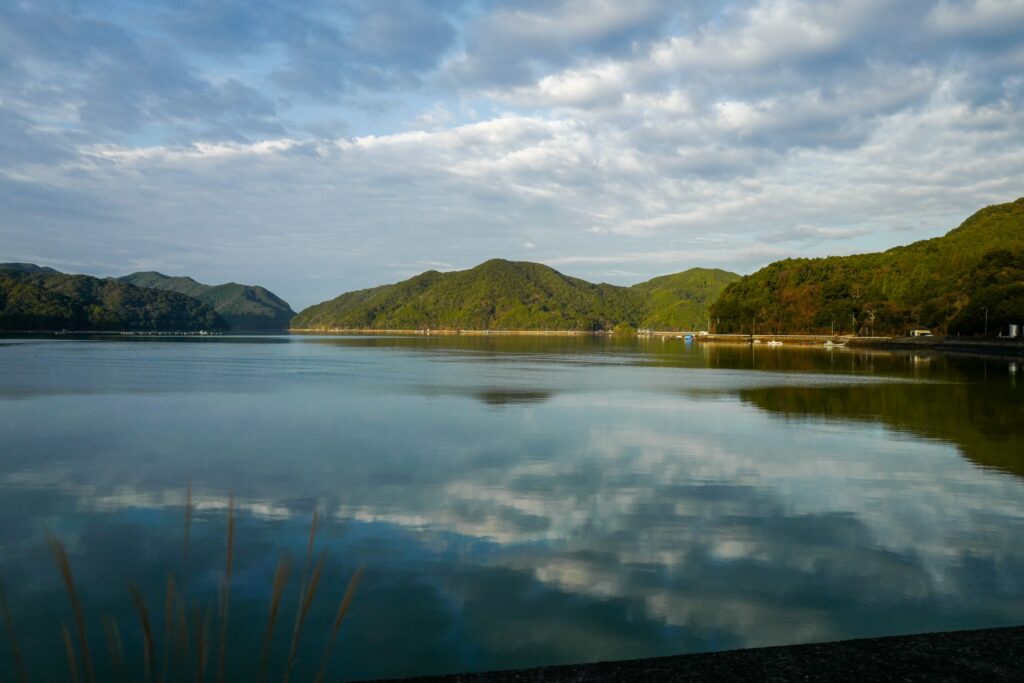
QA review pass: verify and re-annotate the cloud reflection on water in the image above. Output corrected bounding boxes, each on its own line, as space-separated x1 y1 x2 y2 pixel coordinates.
1 337 1022 677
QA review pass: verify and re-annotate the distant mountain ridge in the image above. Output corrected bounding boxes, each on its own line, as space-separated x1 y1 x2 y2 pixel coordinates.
0 264 227 332
8 198 1015 337
291 259 740 331
0 263 60 275
120 272 296 331
709 197 1024 336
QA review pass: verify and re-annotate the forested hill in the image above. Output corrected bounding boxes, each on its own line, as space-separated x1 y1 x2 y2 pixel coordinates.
632 268 741 330
120 272 295 331
0 266 227 332
291 259 739 331
709 198 1024 336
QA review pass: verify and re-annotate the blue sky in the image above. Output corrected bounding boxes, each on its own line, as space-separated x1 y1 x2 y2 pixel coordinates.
2 0 1023 309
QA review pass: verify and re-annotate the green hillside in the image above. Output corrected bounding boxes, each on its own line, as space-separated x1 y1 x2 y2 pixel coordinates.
291 259 738 331
709 198 1024 336
120 272 295 331
632 269 741 330
0 266 227 332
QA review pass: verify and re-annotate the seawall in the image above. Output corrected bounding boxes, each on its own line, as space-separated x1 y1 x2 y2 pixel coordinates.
361 625 1024 682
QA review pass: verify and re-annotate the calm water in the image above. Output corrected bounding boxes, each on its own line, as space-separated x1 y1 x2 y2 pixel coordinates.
0 335 1022 681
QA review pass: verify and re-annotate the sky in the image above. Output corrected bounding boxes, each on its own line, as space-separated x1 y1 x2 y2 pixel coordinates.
1 0 1023 309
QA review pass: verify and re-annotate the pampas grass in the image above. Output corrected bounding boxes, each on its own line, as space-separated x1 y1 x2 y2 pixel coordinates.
1 489 364 682
61 623 80 683
217 495 234 683
48 537 94 683
174 598 190 675
183 482 193 569
284 552 326 683
0 581 27 683
128 584 155 683
161 575 176 683
258 556 292 682
315 565 365 683
101 616 125 682
193 606 212 683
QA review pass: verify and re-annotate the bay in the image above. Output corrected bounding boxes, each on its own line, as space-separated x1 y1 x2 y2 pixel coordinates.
0 335 1022 681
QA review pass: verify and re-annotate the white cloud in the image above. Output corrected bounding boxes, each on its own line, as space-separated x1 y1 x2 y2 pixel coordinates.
500 62 630 108
928 0 1024 33
650 0 844 72
487 0 668 44
2 0 1023 306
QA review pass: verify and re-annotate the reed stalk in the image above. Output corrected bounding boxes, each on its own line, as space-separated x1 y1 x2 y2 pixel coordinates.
183 483 193 569
129 584 156 683
258 556 292 683
61 622 81 683
178 481 193 683
301 511 319 585
217 495 235 683
48 536 95 683
31 499 361 682
161 574 177 683
281 510 319 682
283 552 325 683
193 607 212 683
0 581 27 683
102 616 125 683
174 598 190 680
314 566 365 683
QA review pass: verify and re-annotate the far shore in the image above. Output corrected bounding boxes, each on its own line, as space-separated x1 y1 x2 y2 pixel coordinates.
289 328 601 336
4 328 1020 358
287 328 863 340
288 328 1024 358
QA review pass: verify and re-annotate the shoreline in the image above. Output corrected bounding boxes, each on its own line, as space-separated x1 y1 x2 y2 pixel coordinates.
4 328 1021 358
288 328 603 336
287 328 860 340
360 624 1024 682
288 328 1024 358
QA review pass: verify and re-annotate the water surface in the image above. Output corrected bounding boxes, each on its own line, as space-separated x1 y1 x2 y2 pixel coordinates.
0 335 1022 680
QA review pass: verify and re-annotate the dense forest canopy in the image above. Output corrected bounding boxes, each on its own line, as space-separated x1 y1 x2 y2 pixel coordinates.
5 198 1020 336
291 260 740 331
120 272 295 331
0 266 227 332
709 198 1024 336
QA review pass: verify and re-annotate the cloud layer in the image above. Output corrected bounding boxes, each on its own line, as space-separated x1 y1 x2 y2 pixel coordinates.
1 0 1023 307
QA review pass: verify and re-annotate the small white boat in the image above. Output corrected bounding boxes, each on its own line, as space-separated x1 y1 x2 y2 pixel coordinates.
824 340 846 348
767 340 783 347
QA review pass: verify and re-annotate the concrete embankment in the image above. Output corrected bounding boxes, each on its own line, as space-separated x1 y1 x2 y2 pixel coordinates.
853 335 1024 358
362 625 1024 682
933 338 1024 357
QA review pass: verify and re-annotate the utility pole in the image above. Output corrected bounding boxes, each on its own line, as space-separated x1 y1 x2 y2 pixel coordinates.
984 306 988 335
